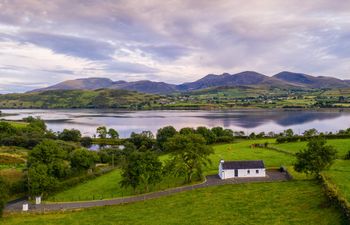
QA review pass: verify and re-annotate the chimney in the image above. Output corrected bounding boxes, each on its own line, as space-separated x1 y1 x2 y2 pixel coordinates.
220 159 224 164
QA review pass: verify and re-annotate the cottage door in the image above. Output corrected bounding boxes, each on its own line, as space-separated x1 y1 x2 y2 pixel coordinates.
234 169 238 177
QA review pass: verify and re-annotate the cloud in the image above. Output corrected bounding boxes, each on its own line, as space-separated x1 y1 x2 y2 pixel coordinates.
0 0 350 93
18 32 115 60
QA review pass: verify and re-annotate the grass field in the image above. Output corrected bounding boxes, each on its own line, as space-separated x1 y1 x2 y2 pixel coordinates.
48 169 189 202
272 138 350 158
324 160 350 202
5 121 28 128
48 139 295 202
207 139 295 173
3 181 345 225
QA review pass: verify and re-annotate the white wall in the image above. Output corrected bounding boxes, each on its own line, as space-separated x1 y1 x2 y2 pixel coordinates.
219 167 266 179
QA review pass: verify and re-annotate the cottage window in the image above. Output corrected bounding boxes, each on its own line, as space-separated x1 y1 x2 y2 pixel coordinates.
247 170 250 174
256 170 259 174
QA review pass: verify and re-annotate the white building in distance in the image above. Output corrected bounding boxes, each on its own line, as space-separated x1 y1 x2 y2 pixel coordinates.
219 160 266 179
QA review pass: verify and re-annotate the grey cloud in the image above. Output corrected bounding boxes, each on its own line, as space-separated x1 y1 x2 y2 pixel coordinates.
18 32 115 60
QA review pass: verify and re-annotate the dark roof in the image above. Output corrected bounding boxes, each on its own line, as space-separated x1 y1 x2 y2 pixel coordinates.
221 160 265 170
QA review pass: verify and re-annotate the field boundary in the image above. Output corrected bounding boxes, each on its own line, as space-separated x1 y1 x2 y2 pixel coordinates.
320 173 350 223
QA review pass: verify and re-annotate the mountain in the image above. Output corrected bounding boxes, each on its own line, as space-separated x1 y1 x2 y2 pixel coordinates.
32 78 115 92
273 71 350 89
29 71 350 94
110 80 177 94
177 71 294 91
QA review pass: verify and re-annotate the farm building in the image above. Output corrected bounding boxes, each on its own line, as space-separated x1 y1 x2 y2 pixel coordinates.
218 160 266 179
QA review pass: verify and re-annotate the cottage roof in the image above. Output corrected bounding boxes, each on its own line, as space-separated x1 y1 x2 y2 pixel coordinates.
221 160 265 170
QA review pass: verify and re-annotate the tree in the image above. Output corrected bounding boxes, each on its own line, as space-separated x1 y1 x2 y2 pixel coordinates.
80 136 93 148
120 151 162 192
96 126 108 139
211 127 234 143
108 128 119 139
0 177 8 218
294 138 337 176
58 129 82 142
28 163 59 197
196 126 216 144
129 131 155 151
28 140 70 179
303 128 318 138
283 129 294 137
156 126 177 151
165 134 214 183
23 116 46 131
179 127 195 135
70 148 98 172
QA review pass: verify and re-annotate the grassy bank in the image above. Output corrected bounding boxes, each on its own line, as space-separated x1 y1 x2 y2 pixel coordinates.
3 181 345 225
324 160 350 202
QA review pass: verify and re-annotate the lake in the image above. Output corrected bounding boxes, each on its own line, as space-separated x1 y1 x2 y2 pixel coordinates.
1 109 350 138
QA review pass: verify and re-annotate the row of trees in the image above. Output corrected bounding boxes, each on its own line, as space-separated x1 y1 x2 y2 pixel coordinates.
120 133 214 191
276 128 350 143
27 140 99 197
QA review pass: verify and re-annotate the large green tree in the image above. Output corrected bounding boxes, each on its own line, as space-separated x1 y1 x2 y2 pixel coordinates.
70 148 98 172
165 133 214 183
108 128 119 139
196 126 216 144
96 126 108 139
58 129 82 142
28 163 59 197
120 151 162 192
156 126 177 151
294 138 337 176
120 151 162 191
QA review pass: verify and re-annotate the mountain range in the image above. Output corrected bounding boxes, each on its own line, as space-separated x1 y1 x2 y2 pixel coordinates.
31 71 350 94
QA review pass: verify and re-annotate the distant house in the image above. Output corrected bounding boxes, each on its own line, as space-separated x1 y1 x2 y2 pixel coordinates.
218 160 266 179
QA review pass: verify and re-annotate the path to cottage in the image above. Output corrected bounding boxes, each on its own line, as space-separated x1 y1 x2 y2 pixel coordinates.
5 170 289 213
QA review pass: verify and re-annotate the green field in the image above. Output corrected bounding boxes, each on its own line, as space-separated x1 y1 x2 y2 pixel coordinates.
3 181 345 225
48 169 189 202
272 139 350 158
324 160 350 202
48 139 295 202
207 139 294 173
4 121 28 129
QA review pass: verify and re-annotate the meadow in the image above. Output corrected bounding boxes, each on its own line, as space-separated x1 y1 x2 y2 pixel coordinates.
48 139 295 202
272 138 350 158
3 181 345 225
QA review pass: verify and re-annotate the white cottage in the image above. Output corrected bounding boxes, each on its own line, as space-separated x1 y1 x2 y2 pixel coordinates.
218 160 266 179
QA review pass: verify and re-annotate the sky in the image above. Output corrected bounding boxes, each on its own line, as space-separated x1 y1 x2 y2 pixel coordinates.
0 0 350 93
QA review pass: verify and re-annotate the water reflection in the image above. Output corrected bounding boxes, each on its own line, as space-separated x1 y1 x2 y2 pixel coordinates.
1 109 350 137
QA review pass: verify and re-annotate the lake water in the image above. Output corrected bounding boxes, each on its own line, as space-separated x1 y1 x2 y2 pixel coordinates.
1 109 350 138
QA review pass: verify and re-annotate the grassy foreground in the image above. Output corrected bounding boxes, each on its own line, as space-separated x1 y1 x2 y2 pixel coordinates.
3 181 345 225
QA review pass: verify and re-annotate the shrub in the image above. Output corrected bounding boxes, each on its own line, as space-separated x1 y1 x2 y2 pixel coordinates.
345 151 350 160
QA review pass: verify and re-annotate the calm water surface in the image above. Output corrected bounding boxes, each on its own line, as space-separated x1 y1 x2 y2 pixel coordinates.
1 109 350 138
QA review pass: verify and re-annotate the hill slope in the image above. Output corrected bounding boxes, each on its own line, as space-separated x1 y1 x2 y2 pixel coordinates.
273 71 350 88
32 78 115 92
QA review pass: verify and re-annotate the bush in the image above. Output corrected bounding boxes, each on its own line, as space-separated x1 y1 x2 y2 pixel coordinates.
320 174 350 222
345 151 350 160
